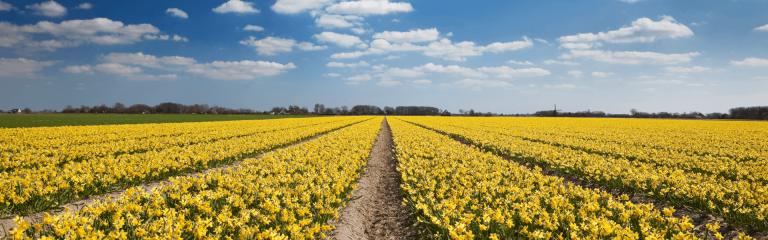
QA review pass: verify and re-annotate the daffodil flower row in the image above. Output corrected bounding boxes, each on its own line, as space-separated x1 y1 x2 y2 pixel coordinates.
0 117 368 218
399 116 768 232
388 117 698 240
10 117 383 240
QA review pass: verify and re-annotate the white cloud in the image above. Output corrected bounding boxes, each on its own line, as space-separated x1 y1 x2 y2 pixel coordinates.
0 1 14 11
534 38 548 44
664 66 709 72
391 18 400 22
642 88 657 92
172 35 189 42
244 25 264 31
325 72 340 77
0 58 56 77
75 2 92 9
386 67 424 77
326 60 369 68
507 60 534 65
271 0 334 14
240 36 326 55
413 63 487 78
325 0 414 15
26 1 67 17
187 60 296 80
373 28 439 43
642 79 684 84
102 52 196 68
315 14 364 28
377 78 401 86
62 65 94 74
344 74 372 84
0 18 169 51
313 32 363 47
413 79 431 84
350 28 368 34
94 63 142 75
383 55 401 60
213 0 259 14
454 79 512 90
543 60 579 65
591 71 614 77
166 8 188 19
545 84 577 89
568 70 582 77
690 21 707 26
730 57 768 67
754 24 768 31
620 0 640 3
127 74 177 81
477 66 551 78
559 42 601 49
329 37 532 61
558 16 692 43
560 50 700 65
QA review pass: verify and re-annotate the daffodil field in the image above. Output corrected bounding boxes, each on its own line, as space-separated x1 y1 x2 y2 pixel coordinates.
389 117 703 240
0 117 369 218
8 117 382 239
397 116 768 235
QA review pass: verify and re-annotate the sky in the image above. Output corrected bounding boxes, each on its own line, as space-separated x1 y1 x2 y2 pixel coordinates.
0 0 767 114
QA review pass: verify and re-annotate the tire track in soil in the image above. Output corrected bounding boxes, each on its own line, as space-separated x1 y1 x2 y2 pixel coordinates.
0 120 367 238
328 117 419 240
443 134 768 240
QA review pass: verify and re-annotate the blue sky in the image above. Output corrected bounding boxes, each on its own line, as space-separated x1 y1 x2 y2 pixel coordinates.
0 0 766 114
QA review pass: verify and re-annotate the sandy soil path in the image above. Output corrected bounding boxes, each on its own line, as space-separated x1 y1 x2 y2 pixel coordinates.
328 117 419 240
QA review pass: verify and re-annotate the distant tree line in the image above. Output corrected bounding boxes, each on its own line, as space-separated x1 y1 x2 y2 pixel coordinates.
530 106 768 120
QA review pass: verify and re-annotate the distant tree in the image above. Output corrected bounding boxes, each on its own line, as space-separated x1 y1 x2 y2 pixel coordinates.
113 102 126 113
384 106 395 115
341 105 349 115
469 109 475 116
22 107 32 114
80 105 90 113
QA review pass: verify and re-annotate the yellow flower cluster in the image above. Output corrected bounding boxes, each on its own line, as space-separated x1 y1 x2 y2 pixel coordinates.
0 117 369 217
11 117 383 240
400 116 768 231
0 118 344 172
388 117 698 240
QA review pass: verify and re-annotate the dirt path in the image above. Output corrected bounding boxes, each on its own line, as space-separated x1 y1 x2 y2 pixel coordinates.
0 122 357 238
445 134 768 240
328 117 419 240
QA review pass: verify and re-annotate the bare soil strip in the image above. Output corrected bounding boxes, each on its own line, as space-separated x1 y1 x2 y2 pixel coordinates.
0 120 363 238
328 117 419 240
438 134 768 240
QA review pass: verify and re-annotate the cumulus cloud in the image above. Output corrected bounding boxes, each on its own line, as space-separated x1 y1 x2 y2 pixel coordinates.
172 35 189 42
543 60 579 65
558 16 692 43
568 70 582 77
213 0 259 14
534 38 548 44
413 63 486 78
188 60 296 80
477 66 551 78
0 18 175 52
619 0 640 3
560 49 700 65
26 1 67 17
664 66 709 72
325 72 340 77
641 79 685 84
315 14 364 28
377 78 401 86
240 36 326 55
94 63 142 75
383 55 401 60
0 58 56 77
325 0 413 15
559 42 601 49
385 67 424 77
507 60 534 65
591 71 614 77
413 79 431 84
75 2 92 9
755 24 768 31
313 32 364 47
166 8 188 19
372 28 439 43
454 79 512 90
102 52 196 68
326 60 370 68
730 57 768 67
0 1 14 11
272 0 334 14
244 25 264 31
344 74 372 84
350 28 368 34
61 65 94 74
331 37 533 61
